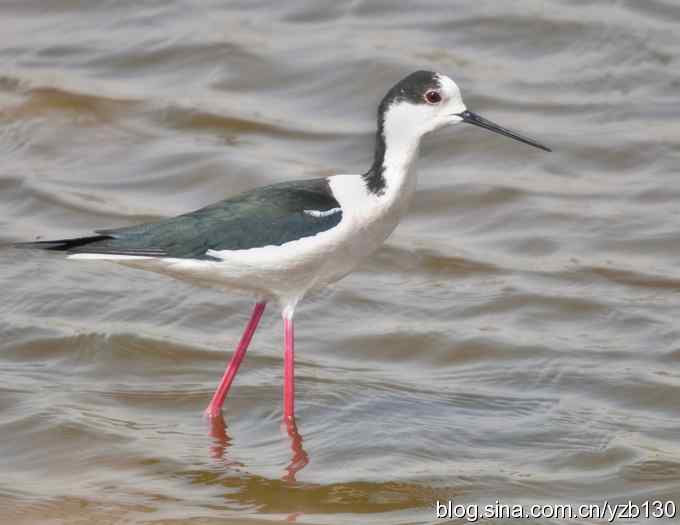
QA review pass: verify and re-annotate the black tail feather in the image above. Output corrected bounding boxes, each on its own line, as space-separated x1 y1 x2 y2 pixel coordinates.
14 235 113 251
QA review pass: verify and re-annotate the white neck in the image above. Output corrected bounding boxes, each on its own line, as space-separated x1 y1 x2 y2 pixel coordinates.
372 101 428 210
382 125 421 194
325 107 424 263
333 101 428 221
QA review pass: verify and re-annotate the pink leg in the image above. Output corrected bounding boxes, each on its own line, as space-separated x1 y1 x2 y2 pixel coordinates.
283 315 295 420
204 301 266 418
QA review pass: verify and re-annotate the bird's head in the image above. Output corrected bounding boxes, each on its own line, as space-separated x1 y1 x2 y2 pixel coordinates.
378 70 551 152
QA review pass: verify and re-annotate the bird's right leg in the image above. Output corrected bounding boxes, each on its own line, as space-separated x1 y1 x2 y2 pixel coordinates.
283 305 296 421
204 301 267 418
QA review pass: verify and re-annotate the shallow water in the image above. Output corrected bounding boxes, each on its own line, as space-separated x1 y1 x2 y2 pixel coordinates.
1 1 680 524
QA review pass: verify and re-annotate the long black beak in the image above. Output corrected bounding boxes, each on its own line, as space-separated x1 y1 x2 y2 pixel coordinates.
457 110 551 152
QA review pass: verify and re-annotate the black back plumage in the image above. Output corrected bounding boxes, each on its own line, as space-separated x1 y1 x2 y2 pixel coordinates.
17 178 342 260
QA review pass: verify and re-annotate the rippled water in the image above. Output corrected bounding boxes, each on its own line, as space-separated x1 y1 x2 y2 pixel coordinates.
2 1 680 524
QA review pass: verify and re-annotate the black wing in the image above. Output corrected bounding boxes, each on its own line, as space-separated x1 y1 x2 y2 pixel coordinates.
17 178 343 260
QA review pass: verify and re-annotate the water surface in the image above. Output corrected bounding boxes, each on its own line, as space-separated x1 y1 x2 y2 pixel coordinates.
1 1 679 524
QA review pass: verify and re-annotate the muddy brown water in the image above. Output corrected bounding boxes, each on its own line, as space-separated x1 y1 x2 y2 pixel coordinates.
1 1 679 524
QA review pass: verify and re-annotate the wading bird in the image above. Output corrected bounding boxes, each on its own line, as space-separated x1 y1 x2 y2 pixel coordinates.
16 71 550 421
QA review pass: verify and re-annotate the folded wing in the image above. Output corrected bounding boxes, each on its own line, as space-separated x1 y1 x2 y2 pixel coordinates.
16 178 343 260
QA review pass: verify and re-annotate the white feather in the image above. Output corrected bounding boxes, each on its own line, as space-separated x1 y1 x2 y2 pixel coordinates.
303 208 341 218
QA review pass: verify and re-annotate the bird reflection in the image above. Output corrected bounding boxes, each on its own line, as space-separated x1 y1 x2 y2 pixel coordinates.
206 413 309 482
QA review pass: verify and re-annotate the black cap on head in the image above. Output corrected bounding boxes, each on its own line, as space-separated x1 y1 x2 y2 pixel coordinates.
378 70 441 114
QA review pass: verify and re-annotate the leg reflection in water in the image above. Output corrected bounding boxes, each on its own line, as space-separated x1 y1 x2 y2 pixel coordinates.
281 417 309 483
207 413 243 468
206 413 309 482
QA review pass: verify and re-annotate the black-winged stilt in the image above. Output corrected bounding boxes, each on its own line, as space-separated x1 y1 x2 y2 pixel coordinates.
16 71 551 421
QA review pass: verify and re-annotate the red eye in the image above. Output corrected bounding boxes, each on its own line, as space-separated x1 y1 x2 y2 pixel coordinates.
424 90 441 104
